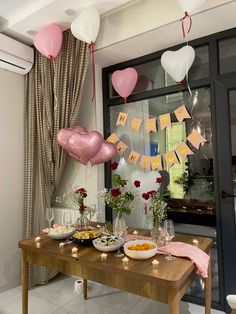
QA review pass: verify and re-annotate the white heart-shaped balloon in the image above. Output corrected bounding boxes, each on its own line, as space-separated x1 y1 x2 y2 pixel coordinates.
130 170 161 199
177 0 206 14
71 7 100 43
161 46 195 83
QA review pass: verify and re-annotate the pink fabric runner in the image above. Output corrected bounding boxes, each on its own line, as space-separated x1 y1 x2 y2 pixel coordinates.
158 242 210 278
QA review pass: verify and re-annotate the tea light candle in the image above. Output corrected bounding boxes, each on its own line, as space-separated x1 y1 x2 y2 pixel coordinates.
72 247 78 254
152 259 159 269
96 224 101 228
122 257 129 266
59 242 65 249
192 239 199 246
133 230 138 235
100 253 107 261
35 236 41 243
36 242 41 248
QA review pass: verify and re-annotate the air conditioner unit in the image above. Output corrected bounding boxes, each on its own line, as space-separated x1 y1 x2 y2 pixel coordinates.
0 33 34 75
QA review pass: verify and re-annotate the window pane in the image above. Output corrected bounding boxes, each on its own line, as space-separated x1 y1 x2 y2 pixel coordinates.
108 46 209 98
219 37 236 74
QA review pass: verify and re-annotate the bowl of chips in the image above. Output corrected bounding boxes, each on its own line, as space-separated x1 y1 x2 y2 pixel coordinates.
124 240 157 260
73 230 101 246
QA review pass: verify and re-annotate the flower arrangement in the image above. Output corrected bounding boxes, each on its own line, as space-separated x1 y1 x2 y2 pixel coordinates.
142 177 167 227
56 187 88 213
99 162 140 216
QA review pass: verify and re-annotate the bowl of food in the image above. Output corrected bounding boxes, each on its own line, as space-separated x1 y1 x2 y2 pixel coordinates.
48 225 76 240
93 235 124 252
124 240 157 260
73 230 101 246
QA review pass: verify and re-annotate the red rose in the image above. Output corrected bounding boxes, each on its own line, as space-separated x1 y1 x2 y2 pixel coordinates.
147 190 157 197
134 180 141 188
156 177 164 184
74 187 87 194
111 188 121 197
142 193 150 200
109 162 118 171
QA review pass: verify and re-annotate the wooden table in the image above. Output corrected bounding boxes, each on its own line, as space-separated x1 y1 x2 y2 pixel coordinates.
18 229 212 314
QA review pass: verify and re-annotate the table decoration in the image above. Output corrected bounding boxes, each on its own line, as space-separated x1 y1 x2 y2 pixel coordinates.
100 253 107 261
152 259 159 269
122 256 129 266
192 239 199 246
99 161 140 257
35 236 41 243
133 230 138 235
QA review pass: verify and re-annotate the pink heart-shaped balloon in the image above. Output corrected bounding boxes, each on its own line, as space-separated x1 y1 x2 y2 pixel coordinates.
111 67 138 101
68 131 103 164
56 125 87 153
90 141 117 166
34 24 63 60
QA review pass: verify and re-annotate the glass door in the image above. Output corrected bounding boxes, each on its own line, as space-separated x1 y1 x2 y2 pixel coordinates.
215 77 236 307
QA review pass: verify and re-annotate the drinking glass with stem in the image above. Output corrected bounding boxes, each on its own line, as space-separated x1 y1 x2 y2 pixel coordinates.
46 207 55 232
164 219 175 261
63 210 72 227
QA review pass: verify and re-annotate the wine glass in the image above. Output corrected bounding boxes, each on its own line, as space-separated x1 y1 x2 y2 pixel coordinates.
46 208 54 231
163 219 175 261
113 217 126 257
63 210 72 227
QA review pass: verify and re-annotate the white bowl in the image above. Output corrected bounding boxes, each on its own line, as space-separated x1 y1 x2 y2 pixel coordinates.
124 240 157 260
93 237 124 252
48 228 75 240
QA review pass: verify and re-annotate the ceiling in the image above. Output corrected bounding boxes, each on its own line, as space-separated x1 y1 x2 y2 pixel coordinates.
0 0 138 45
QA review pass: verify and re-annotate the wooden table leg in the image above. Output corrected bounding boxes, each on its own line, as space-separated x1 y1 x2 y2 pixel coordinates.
205 251 212 314
21 250 28 314
168 289 180 314
83 279 87 300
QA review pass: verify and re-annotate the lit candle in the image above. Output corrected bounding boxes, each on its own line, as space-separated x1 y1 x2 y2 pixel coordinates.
192 239 199 246
72 247 78 254
36 242 41 248
100 253 107 261
122 257 129 266
152 259 159 269
35 236 41 243
59 242 65 249
96 224 101 228
133 230 138 235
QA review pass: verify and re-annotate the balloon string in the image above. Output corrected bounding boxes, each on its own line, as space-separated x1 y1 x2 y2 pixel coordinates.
88 42 96 102
180 11 192 38
52 58 59 111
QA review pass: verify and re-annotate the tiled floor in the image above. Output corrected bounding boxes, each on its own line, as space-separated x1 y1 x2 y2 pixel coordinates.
0 274 226 314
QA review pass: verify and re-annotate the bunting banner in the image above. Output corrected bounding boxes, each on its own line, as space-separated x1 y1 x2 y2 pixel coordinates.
106 133 120 144
146 118 157 133
175 142 194 160
150 155 163 170
187 130 207 149
116 112 128 127
128 151 141 164
174 105 191 123
116 141 128 155
159 113 172 131
140 155 151 169
131 118 142 132
164 151 179 168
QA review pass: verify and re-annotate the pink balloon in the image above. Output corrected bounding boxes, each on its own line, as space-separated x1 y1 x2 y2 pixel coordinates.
111 67 138 102
34 24 63 60
68 131 103 164
56 126 87 151
133 75 149 93
90 141 117 166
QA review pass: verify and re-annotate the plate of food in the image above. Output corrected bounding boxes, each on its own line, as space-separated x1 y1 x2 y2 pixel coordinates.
73 230 101 246
48 225 76 240
124 240 157 260
93 235 124 252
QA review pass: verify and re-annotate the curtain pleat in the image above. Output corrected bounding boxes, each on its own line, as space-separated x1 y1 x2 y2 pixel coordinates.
24 30 89 287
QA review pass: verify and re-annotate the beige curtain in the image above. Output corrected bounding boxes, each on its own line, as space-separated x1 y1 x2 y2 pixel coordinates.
24 30 89 287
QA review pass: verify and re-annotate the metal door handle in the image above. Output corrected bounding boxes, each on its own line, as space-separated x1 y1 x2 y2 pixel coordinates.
221 190 236 198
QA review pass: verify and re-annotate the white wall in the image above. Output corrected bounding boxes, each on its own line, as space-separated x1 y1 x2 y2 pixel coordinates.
0 68 24 292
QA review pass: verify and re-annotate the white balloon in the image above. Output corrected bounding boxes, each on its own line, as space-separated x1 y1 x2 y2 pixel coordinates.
177 0 206 14
161 45 195 83
131 170 161 203
71 7 100 43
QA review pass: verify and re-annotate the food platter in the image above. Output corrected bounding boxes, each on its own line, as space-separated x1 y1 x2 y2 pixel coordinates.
93 235 124 252
48 226 76 240
73 230 101 246
124 239 157 260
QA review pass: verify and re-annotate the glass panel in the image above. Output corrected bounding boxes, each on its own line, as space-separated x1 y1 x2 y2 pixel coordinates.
109 46 209 98
219 37 236 74
230 90 236 207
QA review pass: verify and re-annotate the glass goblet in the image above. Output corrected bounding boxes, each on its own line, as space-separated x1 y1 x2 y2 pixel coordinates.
163 219 175 261
46 207 54 231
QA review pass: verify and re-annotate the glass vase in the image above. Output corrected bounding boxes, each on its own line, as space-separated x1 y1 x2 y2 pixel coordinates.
76 211 89 231
113 213 127 240
150 221 165 247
